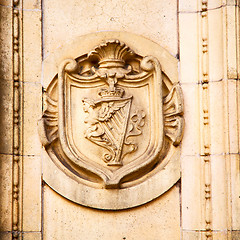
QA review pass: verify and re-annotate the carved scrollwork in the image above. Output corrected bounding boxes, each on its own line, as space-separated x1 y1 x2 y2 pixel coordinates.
38 94 58 146
163 85 184 146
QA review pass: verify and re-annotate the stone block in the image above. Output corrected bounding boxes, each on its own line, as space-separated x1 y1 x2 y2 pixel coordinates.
23 10 42 83
179 13 199 84
0 154 12 231
43 184 181 240
23 0 41 10
208 7 225 81
209 81 226 155
180 84 200 156
0 79 13 154
0 232 12 240
22 232 41 240
23 82 42 156
43 0 178 58
0 5 12 81
22 156 41 231
181 156 203 230
228 80 239 154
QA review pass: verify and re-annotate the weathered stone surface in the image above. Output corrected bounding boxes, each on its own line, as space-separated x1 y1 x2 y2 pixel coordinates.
43 184 181 240
0 155 12 231
40 32 183 210
43 0 178 58
22 156 41 231
0 232 12 240
232 231 240 240
0 0 239 239
0 80 13 154
0 5 12 81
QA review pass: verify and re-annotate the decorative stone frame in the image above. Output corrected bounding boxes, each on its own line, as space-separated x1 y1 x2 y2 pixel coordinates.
39 32 183 210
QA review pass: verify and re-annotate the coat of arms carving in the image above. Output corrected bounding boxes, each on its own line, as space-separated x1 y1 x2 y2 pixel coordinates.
39 33 184 209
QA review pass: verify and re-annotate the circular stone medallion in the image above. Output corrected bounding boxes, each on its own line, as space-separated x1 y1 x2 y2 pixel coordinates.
39 32 184 210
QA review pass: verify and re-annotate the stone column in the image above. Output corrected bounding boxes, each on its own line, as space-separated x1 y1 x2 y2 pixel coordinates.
179 0 240 239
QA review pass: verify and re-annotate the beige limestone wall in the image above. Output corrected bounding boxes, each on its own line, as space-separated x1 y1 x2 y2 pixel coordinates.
179 1 240 239
0 0 239 240
42 0 178 58
41 0 181 239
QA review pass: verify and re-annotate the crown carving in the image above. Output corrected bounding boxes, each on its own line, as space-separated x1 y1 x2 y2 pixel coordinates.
88 40 135 68
98 87 125 98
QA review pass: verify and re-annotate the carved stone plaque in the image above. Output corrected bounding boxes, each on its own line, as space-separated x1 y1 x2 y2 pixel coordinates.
39 32 184 209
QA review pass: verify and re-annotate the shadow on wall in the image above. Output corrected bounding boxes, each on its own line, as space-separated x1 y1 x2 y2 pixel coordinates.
0 4 14 155
0 4 14 233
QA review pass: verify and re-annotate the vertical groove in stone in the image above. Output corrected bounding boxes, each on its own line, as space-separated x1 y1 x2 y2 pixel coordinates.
12 0 22 239
201 0 212 239
237 4 240 152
